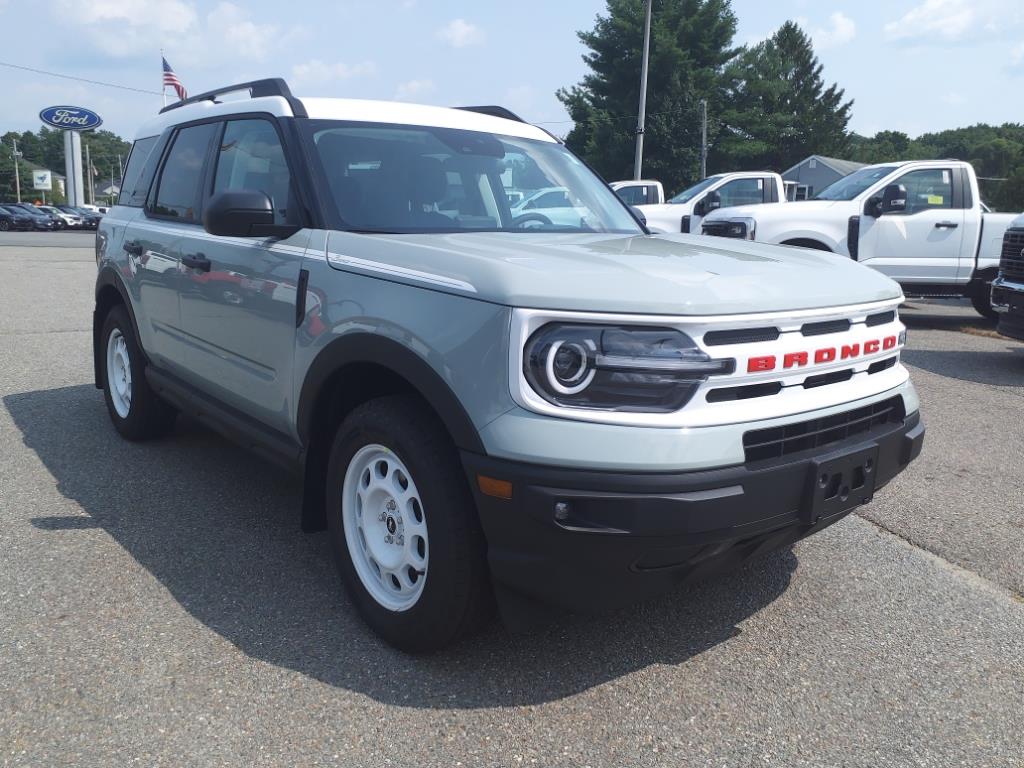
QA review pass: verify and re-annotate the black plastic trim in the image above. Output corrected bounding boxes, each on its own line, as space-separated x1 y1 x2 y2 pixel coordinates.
159 77 307 118
296 333 484 453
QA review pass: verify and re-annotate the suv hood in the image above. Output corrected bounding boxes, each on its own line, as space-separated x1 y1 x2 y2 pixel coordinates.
327 232 902 315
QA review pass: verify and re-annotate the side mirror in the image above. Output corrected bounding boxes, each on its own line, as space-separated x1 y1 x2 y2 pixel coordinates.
203 190 297 238
878 184 907 216
631 206 647 227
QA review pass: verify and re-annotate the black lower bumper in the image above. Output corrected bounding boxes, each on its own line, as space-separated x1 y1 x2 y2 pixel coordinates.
992 282 1024 341
463 412 924 616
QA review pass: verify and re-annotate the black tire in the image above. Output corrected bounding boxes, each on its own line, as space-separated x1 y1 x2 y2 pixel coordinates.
970 274 998 321
326 395 492 652
100 305 177 440
0 219 9 231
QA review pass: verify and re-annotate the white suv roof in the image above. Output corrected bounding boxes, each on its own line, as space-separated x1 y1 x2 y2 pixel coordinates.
135 79 555 144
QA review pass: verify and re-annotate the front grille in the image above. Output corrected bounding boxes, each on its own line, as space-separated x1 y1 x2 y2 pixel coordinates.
702 221 747 239
802 319 851 337
865 310 895 327
1000 228 1024 282
704 327 780 346
743 396 905 463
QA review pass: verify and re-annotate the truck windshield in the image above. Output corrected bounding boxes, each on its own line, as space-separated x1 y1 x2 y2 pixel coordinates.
668 176 721 204
814 166 897 201
303 121 643 235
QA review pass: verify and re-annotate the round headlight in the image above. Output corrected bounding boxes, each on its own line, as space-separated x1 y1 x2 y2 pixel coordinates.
547 339 596 394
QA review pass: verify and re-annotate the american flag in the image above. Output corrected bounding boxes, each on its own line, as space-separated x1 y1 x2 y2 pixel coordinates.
162 57 187 101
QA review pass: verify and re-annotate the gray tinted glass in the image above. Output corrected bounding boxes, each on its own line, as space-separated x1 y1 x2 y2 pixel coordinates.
152 124 217 221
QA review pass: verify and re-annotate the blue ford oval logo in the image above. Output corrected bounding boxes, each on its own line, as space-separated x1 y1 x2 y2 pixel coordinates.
38 106 103 131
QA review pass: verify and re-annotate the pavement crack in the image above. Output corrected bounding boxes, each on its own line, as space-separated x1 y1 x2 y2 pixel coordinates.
855 512 1024 605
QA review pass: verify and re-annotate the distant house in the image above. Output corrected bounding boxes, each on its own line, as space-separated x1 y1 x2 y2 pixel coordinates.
782 155 866 200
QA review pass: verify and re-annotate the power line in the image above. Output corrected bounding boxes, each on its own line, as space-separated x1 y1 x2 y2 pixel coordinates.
0 61 161 96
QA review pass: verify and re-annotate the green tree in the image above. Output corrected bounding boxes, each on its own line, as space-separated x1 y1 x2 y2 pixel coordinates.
713 21 852 172
558 0 738 193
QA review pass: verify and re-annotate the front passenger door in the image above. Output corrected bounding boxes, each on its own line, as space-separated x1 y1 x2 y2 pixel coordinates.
177 118 309 434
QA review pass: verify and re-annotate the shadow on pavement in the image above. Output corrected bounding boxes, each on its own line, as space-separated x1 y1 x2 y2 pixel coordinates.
4 384 797 709
901 347 1024 387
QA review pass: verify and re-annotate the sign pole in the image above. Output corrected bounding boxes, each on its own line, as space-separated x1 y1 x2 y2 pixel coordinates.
12 139 21 203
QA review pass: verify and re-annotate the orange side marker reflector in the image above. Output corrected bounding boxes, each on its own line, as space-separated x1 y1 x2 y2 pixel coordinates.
477 475 513 500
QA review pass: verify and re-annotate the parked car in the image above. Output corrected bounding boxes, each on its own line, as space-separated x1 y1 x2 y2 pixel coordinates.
700 160 1018 318
508 186 601 228
94 77 924 651
0 204 36 231
992 212 1024 341
60 205 101 229
9 203 59 230
623 172 788 234
38 204 84 229
610 179 665 206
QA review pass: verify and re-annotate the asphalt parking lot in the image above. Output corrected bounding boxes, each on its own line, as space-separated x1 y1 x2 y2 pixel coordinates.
1 232 1022 767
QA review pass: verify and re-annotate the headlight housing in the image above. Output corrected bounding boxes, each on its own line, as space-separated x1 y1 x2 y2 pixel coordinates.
523 323 734 413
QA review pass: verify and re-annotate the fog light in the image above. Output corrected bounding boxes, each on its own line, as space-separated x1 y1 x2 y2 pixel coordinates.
554 501 571 522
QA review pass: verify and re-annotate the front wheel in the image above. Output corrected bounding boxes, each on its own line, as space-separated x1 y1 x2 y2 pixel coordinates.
326 395 492 652
970 272 998 321
100 305 177 440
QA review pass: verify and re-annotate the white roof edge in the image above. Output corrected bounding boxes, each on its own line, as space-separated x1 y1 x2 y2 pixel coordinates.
135 94 555 144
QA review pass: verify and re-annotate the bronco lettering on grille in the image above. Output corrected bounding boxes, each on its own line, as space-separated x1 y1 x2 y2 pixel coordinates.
746 335 898 373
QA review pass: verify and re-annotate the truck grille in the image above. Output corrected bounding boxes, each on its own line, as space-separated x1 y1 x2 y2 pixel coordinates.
1000 228 1024 282
743 396 905 463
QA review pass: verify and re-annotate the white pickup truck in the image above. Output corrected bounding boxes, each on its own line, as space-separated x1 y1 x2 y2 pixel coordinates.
701 160 1018 318
614 172 787 234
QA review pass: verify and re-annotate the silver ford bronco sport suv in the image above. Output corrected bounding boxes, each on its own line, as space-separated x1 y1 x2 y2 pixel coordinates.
94 79 924 651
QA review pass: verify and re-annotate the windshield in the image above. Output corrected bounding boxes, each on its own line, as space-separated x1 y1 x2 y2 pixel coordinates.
303 121 642 234
814 166 897 201
668 176 721 204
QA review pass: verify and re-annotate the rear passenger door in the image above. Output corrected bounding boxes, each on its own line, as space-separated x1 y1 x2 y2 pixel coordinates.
176 117 309 434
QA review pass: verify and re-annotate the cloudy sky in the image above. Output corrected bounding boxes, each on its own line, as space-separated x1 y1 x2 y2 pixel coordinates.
0 0 1022 142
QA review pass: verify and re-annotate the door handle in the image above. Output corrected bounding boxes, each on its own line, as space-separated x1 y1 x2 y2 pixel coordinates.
934 221 959 229
181 252 212 272
123 241 143 256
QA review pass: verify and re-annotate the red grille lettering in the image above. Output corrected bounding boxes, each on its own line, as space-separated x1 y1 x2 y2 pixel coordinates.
814 348 837 364
783 351 808 369
840 343 860 360
747 356 776 373
864 339 880 354
882 335 897 350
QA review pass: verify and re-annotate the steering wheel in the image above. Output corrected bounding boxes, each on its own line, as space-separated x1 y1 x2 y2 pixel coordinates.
511 212 553 229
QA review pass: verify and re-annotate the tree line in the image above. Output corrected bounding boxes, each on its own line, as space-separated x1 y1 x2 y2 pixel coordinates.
559 0 1024 212
1 127 131 204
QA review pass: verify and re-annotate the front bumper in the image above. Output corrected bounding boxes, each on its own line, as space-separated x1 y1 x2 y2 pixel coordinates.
992 277 1024 341
463 411 923 616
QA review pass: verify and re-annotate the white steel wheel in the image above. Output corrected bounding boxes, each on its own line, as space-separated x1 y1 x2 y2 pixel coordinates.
106 328 133 419
342 444 429 612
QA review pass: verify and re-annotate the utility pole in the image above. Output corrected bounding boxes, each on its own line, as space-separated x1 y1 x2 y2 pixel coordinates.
633 0 653 180
700 99 708 179
12 138 22 203
85 143 93 205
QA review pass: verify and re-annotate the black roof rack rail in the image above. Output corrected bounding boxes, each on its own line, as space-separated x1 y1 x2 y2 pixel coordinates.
455 105 525 123
159 77 307 118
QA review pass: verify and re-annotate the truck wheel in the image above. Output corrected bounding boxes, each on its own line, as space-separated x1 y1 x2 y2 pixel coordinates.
970 272 998 321
326 395 492 652
100 305 177 440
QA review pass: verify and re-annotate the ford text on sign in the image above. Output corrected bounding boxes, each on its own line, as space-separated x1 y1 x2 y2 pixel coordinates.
38 106 103 131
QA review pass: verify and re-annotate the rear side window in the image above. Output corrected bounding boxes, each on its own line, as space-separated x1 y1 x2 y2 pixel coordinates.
616 186 648 205
717 177 765 207
118 136 158 207
151 123 217 221
212 119 292 225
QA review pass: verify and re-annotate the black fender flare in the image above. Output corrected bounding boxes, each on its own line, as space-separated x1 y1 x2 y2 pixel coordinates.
296 333 485 454
93 266 145 389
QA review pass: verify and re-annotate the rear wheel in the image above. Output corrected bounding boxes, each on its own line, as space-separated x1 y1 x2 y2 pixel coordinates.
326 395 492 652
0 219 9 231
100 305 177 440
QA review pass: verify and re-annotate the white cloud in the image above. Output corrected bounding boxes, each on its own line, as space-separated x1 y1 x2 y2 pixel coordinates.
291 59 377 85
394 79 435 101
882 0 1023 43
804 11 857 49
1012 41 1024 63
437 18 485 48
206 2 281 59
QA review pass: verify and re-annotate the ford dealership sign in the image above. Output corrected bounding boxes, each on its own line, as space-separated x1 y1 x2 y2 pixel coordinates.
39 106 103 131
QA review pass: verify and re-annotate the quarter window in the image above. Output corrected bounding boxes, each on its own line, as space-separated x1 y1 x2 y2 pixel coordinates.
892 168 954 214
119 136 158 208
151 123 217 221
212 119 292 225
